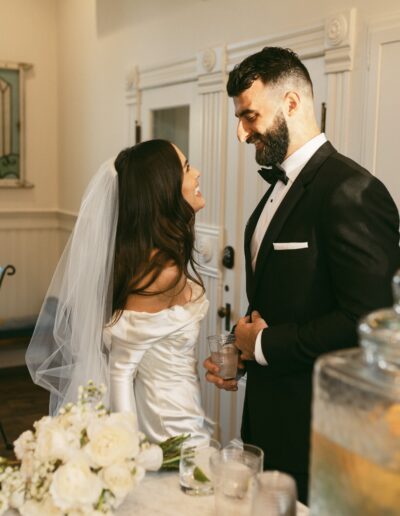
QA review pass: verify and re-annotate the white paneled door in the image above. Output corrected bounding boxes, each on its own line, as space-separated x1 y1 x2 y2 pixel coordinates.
364 18 400 210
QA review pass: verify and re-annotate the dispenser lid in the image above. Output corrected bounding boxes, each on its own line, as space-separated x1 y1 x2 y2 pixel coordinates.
358 269 400 347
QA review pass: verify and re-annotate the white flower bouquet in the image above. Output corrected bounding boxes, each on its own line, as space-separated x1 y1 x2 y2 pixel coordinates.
0 382 188 515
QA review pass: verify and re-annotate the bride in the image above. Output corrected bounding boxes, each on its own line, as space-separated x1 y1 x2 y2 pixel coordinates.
26 139 212 443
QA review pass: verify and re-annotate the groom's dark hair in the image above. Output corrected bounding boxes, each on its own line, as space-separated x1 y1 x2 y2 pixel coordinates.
227 46 313 97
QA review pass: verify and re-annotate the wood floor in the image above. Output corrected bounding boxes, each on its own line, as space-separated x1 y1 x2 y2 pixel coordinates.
0 366 49 459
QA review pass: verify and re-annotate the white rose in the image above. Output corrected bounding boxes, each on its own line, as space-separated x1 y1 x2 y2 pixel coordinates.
49 458 103 512
85 417 139 468
9 488 25 509
100 463 134 501
20 451 35 479
133 465 145 485
14 430 35 460
20 496 63 516
136 444 163 471
59 407 96 435
69 511 108 516
108 412 137 433
35 418 79 462
0 492 9 516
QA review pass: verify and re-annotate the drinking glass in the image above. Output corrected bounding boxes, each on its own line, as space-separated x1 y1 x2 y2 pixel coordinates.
210 445 262 515
179 437 221 495
207 333 239 380
224 442 264 473
252 471 297 516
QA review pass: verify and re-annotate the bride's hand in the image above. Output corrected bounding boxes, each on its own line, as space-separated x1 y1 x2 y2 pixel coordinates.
203 356 238 392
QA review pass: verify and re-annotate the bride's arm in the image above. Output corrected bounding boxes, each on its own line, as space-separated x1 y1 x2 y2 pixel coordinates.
109 266 189 414
109 336 143 413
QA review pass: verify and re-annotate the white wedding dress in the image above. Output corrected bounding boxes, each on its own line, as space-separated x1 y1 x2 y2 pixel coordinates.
104 281 212 443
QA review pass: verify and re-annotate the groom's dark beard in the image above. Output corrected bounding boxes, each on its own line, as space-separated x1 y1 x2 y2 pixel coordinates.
248 111 289 166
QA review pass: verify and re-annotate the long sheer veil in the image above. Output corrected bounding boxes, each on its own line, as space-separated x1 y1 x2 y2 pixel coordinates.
26 159 118 415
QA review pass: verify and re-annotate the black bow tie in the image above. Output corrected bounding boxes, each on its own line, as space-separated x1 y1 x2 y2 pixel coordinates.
258 164 289 186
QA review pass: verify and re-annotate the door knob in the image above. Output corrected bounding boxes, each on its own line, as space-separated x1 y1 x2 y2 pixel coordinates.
217 306 228 317
217 303 231 331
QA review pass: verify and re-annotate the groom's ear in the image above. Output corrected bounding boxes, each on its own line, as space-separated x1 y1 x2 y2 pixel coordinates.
283 91 300 117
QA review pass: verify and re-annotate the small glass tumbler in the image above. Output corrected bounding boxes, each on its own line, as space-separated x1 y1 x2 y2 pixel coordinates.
207 333 239 380
179 437 221 496
252 471 297 516
210 445 262 515
223 442 265 473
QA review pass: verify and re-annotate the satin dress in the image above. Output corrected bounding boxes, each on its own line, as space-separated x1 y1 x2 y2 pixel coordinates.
105 281 212 443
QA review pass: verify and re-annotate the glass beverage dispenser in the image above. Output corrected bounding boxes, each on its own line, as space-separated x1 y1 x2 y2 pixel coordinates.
309 270 400 515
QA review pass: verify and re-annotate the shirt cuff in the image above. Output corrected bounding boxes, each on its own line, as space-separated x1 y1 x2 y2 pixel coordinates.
254 329 268 365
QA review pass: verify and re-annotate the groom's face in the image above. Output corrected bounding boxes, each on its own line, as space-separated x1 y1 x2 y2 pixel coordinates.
233 79 289 166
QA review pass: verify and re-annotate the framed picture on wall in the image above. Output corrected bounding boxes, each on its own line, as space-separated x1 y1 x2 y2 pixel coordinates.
0 61 32 187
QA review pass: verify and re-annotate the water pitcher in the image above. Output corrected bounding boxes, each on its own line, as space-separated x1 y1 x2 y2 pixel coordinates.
309 270 400 515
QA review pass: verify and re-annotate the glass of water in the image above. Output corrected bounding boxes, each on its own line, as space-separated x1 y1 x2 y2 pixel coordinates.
252 471 297 516
210 445 262 515
207 333 238 380
179 437 221 495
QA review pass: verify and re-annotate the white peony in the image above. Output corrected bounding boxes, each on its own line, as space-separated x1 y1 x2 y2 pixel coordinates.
69 511 110 516
9 488 25 509
85 415 139 468
49 458 103 512
58 406 96 435
100 462 134 501
133 464 146 485
13 430 35 460
34 418 78 462
108 412 138 434
0 492 9 516
136 444 163 471
20 496 63 516
20 451 36 479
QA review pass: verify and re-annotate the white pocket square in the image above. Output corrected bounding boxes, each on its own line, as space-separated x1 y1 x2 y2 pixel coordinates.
273 242 308 250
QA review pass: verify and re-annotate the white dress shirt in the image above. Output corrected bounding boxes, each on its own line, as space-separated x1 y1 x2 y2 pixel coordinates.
253 133 328 365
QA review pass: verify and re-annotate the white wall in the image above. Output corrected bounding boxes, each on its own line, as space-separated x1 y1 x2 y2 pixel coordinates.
0 0 58 210
0 0 59 325
57 0 400 212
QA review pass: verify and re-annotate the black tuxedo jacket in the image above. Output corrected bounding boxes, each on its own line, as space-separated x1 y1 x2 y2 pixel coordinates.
241 141 400 479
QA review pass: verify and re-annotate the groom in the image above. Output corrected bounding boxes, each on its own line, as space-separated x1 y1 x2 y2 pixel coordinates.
204 46 400 503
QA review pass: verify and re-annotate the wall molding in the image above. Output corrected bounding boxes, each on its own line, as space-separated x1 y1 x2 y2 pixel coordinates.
139 56 197 90
0 210 77 231
227 24 326 68
195 223 221 279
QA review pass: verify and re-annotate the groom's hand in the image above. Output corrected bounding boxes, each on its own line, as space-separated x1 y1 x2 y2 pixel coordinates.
234 311 268 360
203 356 245 392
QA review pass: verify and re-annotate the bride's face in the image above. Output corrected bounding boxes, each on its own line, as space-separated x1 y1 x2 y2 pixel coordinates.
174 145 205 212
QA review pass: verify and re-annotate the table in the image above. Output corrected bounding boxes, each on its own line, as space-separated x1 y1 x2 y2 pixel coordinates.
5 471 309 515
118 470 310 515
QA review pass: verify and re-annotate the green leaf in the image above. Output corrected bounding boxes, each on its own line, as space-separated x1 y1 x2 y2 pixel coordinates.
193 466 210 483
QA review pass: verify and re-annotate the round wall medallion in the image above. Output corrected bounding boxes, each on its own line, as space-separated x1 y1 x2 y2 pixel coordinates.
202 49 217 73
326 14 348 47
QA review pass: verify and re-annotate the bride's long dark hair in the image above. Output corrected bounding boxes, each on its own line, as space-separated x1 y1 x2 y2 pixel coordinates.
112 139 204 318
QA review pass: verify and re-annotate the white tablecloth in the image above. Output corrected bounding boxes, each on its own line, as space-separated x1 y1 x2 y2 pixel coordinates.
5 471 309 515
118 471 309 515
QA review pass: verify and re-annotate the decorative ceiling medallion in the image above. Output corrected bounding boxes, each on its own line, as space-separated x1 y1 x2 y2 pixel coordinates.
326 14 348 47
202 49 217 73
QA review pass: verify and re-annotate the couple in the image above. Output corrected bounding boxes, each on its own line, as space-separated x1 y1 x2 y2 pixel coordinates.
27 47 400 503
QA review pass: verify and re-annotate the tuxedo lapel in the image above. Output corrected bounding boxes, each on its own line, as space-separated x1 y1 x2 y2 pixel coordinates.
244 184 275 280
250 141 336 301
253 179 305 285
